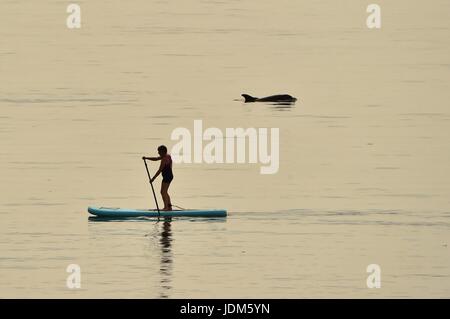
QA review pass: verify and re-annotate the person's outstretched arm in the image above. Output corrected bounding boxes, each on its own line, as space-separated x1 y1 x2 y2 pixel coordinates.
142 156 162 161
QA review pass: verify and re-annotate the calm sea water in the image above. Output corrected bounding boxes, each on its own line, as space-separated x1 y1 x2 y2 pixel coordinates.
1 0 450 297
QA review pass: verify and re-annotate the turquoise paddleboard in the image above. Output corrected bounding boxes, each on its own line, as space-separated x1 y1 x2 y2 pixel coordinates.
88 206 227 218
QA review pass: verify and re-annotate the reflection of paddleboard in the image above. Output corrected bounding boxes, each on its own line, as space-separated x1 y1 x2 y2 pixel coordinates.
87 206 227 218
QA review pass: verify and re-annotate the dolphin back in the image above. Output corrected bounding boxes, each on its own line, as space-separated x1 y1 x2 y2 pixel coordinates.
257 94 297 102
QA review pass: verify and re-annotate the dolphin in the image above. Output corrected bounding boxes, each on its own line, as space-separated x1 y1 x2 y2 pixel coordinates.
241 93 297 103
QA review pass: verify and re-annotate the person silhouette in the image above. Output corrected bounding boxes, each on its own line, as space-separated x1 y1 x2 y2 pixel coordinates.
143 145 173 211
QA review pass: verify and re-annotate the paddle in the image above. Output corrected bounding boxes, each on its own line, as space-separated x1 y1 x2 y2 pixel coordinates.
143 157 160 217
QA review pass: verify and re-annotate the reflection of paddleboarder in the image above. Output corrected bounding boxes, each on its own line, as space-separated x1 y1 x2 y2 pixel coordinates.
159 218 173 298
143 145 173 211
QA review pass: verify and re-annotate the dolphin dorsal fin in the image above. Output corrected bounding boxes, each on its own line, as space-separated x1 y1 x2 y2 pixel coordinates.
241 94 258 102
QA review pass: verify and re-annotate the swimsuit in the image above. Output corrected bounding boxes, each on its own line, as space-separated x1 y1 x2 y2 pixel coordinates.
162 155 173 183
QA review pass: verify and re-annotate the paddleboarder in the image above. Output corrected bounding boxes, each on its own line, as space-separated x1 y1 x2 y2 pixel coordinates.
143 145 173 211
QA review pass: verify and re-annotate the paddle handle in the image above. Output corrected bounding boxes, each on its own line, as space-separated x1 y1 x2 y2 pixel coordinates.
143 158 160 215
